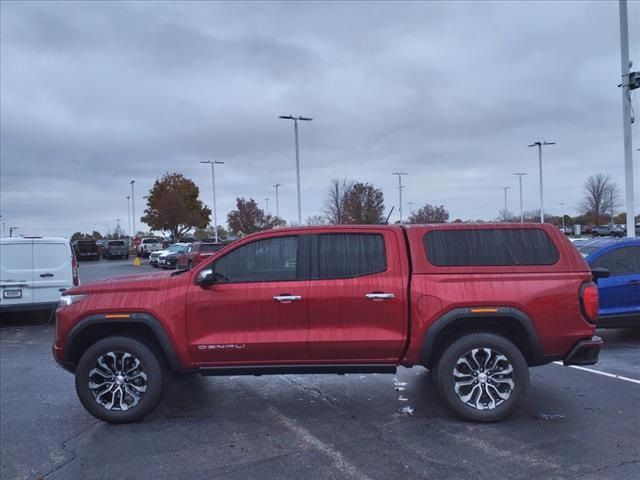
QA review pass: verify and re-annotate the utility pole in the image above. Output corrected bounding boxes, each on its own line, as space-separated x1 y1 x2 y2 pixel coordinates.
502 187 511 218
273 184 281 218
126 196 131 237
279 115 313 224
200 160 224 243
116 218 121 238
619 0 637 237
130 180 136 235
265 198 270 215
408 202 415 217
528 141 555 223
392 172 408 223
513 172 527 223
560 202 566 231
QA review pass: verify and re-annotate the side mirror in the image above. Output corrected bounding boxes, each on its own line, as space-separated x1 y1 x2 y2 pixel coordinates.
591 267 610 283
196 268 216 286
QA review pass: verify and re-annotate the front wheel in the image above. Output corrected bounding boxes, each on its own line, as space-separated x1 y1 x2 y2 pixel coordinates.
75 336 166 423
434 333 529 422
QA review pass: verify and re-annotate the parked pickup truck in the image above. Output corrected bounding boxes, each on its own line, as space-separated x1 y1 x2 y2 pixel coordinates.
53 224 602 424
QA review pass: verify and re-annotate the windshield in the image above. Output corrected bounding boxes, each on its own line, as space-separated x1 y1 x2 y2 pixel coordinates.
108 241 125 246
143 239 158 244
167 244 183 252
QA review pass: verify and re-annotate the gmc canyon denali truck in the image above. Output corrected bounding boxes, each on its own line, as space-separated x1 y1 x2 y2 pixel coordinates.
53 224 602 423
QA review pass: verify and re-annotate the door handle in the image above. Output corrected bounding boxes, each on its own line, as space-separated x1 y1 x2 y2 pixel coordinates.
40 273 54 278
273 295 302 302
365 292 395 300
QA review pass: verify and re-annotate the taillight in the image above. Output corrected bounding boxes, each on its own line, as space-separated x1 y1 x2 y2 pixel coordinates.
72 256 79 286
580 282 599 324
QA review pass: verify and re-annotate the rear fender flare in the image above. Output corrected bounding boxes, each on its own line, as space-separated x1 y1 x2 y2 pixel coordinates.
419 307 544 367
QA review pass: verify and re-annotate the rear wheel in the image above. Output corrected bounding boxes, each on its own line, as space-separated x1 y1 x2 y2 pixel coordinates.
75 336 166 423
434 333 529 422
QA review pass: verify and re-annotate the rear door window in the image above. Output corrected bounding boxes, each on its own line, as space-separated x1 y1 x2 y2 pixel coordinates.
33 243 69 270
424 229 559 266
315 233 386 279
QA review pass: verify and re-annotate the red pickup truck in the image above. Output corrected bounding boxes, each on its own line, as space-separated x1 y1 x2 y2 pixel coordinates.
54 224 602 424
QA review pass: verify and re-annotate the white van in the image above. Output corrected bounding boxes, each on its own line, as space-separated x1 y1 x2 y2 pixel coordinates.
0 237 78 314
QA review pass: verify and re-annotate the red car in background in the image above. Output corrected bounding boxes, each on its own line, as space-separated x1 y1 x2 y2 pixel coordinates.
176 242 225 270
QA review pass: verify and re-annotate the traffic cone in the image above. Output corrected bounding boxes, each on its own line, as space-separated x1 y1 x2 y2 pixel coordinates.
133 255 141 267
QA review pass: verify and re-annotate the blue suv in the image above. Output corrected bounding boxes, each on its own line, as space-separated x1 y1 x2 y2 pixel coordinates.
577 238 640 328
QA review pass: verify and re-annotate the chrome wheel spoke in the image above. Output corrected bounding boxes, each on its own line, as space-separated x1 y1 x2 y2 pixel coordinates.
454 347 515 411
89 351 147 412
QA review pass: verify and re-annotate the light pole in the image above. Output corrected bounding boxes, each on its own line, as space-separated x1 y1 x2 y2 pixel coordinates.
392 172 408 223
116 218 121 238
130 180 136 235
560 202 566 231
273 184 281 218
265 198 270 214
126 196 131 237
528 141 555 223
200 160 224 243
619 0 636 237
408 202 415 217
513 172 527 223
502 187 511 220
279 115 313 224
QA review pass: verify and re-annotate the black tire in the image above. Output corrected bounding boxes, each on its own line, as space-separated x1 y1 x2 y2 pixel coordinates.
434 333 529 422
75 336 166 423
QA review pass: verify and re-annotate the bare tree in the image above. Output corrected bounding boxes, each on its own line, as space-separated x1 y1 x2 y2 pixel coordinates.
408 204 449 224
579 174 621 225
306 215 327 225
323 178 354 224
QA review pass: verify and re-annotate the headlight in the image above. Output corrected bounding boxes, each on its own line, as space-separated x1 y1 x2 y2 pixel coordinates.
59 294 88 307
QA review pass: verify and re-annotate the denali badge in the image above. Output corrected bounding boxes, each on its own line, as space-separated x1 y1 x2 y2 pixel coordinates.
197 344 246 350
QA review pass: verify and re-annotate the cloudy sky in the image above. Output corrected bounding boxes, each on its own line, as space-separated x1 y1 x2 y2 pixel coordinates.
1 0 639 237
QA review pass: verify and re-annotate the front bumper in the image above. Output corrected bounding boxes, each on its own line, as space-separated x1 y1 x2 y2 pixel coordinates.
563 336 602 366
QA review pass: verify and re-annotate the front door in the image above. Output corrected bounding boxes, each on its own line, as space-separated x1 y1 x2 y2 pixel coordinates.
306 231 407 362
186 235 310 364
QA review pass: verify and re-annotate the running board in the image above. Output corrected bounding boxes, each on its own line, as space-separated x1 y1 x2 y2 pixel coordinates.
199 364 397 377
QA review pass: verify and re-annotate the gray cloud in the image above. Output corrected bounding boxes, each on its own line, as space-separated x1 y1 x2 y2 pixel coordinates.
1 0 638 237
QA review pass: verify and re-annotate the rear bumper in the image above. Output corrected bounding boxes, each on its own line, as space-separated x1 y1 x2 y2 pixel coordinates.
563 336 602 366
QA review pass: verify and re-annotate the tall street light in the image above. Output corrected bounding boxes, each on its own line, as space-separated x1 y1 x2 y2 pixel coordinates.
619 0 636 237
513 172 527 223
560 202 566 231
502 186 511 220
279 115 313 224
126 195 131 237
265 197 270 214
392 172 408 223
200 160 224 243
130 180 136 235
273 184 281 218
528 141 555 223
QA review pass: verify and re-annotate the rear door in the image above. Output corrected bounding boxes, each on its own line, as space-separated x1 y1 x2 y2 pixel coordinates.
32 240 73 304
0 240 34 308
591 245 640 317
306 230 407 362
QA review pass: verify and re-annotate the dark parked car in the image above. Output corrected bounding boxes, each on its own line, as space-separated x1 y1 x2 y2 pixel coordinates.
73 240 99 261
176 242 225 269
578 238 640 328
102 240 129 260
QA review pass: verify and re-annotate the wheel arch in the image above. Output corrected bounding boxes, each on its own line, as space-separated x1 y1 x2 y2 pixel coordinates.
420 307 544 368
64 313 186 373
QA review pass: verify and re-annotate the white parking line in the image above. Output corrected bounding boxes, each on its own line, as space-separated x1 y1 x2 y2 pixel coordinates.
553 362 640 385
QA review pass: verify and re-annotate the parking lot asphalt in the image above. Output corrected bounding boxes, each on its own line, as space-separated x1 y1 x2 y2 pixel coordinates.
1 259 639 480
